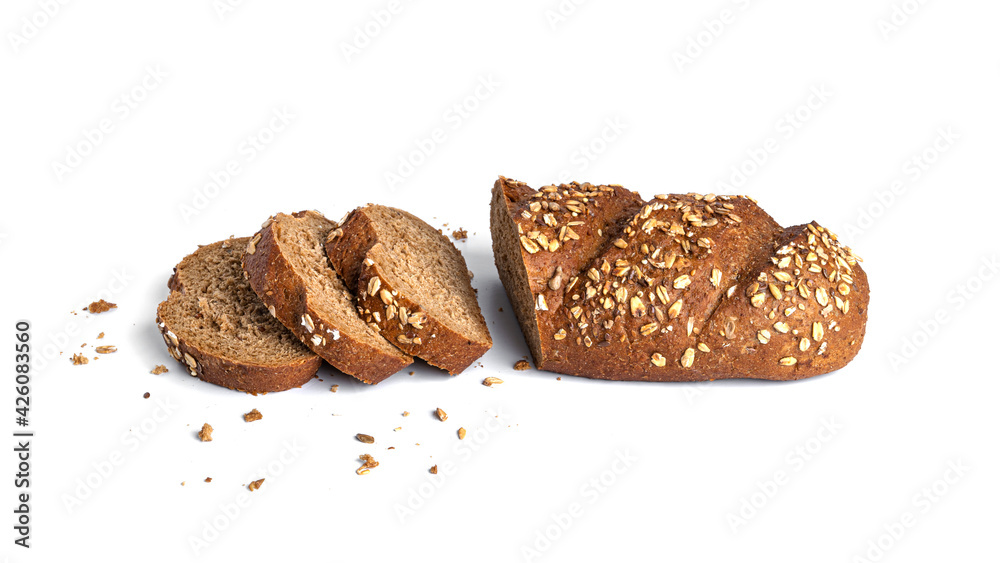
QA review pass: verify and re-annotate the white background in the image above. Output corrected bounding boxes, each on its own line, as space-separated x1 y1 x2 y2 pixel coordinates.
1 1 998 561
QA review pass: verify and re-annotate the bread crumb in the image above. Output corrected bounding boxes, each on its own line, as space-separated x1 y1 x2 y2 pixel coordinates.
95 345 117 354
151 365 169 375
97 332 105 339
330 384 339 392
357 433 375 444
402 411 410 417
483 377 503 387
393 426 402 431
408 371 415 376
198 423 213 442
356 454 378 475
514 360 531 370
80 343 86 348
181 481 185 486
87 299 117 314
205 477 212 483
143 392 150 399
458 427 467 440
498 307 504 312
436 408 448 422
248 478 264 492
71 353 89 365
243 409 263 422
451 228 468 241
429 465 438 474
557 377 562 381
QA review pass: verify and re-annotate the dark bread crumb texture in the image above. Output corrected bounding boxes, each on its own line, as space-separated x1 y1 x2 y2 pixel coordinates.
156 237 321 394
490 176 869 382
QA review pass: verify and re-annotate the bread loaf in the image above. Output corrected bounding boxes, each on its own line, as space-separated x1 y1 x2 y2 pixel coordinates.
490 177 869 381
156 238 322 393
326 204 492 374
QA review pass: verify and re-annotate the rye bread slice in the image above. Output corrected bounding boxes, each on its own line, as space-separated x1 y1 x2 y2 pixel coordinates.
326 205 492 374
242 211 412 384
155 238 321 394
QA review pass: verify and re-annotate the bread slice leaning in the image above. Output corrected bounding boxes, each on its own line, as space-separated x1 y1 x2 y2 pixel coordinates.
326 204 492 374
156 238 322 394
242 211 412 384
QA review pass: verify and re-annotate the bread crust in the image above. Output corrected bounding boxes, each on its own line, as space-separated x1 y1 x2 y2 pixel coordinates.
326 205 492 375
157 238 321 394
491 177 869 382
242 211 412 384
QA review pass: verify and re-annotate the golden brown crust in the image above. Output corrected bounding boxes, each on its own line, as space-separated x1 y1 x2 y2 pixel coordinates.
327 205 491 375
242 211 412 384
491 177 869 382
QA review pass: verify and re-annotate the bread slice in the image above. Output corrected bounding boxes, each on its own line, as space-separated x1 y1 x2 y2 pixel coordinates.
326 204 492 374
490 177 869 382
242 211 412 384
155 238 321 394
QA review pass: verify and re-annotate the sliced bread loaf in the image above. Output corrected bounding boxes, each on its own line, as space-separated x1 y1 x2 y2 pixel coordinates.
156 238 322 394
326 205 492 374
242 211 412 384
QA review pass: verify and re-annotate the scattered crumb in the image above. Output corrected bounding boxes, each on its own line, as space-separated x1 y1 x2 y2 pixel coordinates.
181 481 185 486
243 409 263 423
393 427 402 432
514 360 531 371
87 299 117 314
198 423 213 442
71 354 89 365
388 446 395 450
408 371 415 376
97 332 105 339
483 377 504 387
451 228 468 241
402 411 410 417
436 408 448 422
356 454 379 475
248 478 265 492
357 433 375 444
151 364 169 375
458 427 467 440
429 465 438 474
95 345 117 354
557 377 562 381
80 343 86 348
205 477 212 483
143 392 150 399
330 384 339 393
